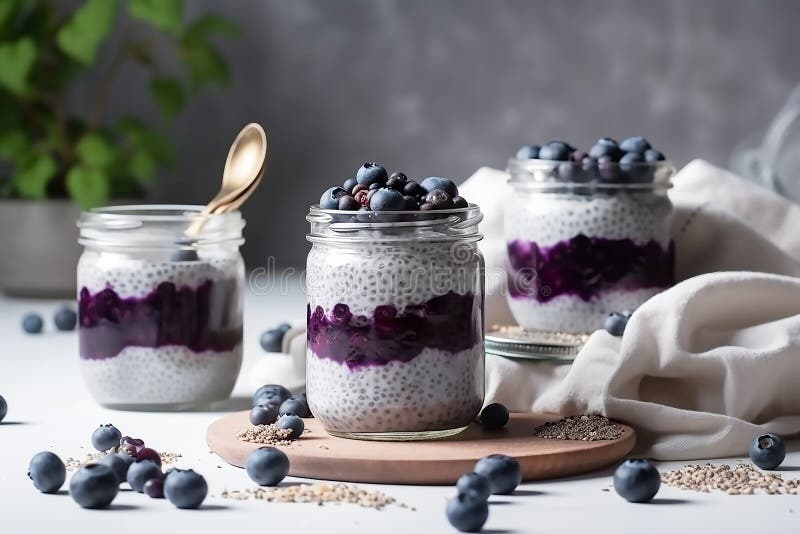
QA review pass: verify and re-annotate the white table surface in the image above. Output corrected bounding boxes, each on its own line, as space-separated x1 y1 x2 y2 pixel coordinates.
1 286 799 534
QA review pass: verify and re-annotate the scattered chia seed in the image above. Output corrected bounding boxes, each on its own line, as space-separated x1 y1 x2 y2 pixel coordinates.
661 464 800 495
534 414 623 441
238 424 295 445
221 483 410 510
65 449 181 471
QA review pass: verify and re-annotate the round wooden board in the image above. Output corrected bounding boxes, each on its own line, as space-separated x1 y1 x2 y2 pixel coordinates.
207 412 635 485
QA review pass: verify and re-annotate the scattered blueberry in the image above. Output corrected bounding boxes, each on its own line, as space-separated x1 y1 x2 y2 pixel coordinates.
603 312 629 336
250 403 280 425
246 446 290 486
644 149 665 162
136 447 162 466
53 308 77 331
478 403 509 429
279 397 311 418
98 453 132 484
619 136 651 154
538 141 572 161
70 463 119 509
446 491 489 533
260 328 286 352
320 186 347 209
515 144 541 159
27 451 66 493
420 177 458 198
473 454 521 495
0 394 6 423
277 414 305 439
164 468 208 509
342 177 357 194
91 424 122 452
613 459 660 503
253 384 292 407
338 195 361 211
369 188 406 211
456 472 491 501
127 459 163 493
749 433 786 470
356 162 388 186
144 477 165 498
21 313 43 334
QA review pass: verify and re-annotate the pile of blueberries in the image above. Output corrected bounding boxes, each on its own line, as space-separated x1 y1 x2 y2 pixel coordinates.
514 136 667 183
27 424 208 509
249 384 312 438
320 162 468 212
21 307 77 334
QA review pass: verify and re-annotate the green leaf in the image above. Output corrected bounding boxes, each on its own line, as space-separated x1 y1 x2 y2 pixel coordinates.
0 0 19 29
13 154 57 199
180 39 228 90
127 149 156 182
0 131 28 163
128 0 183 36
66 165 109 208
76 133 117 169
116 116 175 165
0 37 36 95
55 0 117 65
182 15 239 44
150 77 184 118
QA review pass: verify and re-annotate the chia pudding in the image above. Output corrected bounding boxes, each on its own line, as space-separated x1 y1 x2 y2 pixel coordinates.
506 138 675 333
306 165 484 440
77 206 245 409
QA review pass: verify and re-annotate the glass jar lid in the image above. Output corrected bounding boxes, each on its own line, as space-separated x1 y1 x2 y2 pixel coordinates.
485 326 589 363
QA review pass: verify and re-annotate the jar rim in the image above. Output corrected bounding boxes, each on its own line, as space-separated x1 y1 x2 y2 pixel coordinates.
507 157 675 190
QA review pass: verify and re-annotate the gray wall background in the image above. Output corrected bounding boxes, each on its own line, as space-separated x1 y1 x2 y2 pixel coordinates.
84 0 800 267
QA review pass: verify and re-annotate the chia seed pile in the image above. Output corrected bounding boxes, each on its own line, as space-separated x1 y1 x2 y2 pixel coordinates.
65 449 181 471
661 464 800 495
221 483 408 510
238 424 295 446
533 414 623 441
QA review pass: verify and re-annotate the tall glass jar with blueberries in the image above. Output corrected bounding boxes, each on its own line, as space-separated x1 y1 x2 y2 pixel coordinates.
505 137 676 334
76 205 245 409
306 164 485 441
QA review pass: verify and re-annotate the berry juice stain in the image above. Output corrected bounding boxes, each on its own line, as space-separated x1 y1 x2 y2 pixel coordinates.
78 280 242 359
506 234 675 302
307 291 481 369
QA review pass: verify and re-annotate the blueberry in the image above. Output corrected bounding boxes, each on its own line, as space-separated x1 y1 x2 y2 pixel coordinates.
250 403 280 425
0 394 6 423
53 308 77 331
368 181 382 191
320 186 347 210
277 414 305 439
369 188 406 211
260 328 285 352
451 196 468 209
749 433 786 470
246 446 290 486
171 249 199 262
91 424 122 452
445 492 489 532
164 469 208 509
473 454 521 495
356 162 388 186
279 397 311 418
538 141 571 161
515 144 541 159
613 459 660 503
120 436 145 454
342 177 357 194
597 155 620 182
456 472 491 501
619 136 651 154
27 451 66 493
136 447 161 466
589 138 622 161
620 151 647 181
403 195 420 210
97 453 132 484
570 149 589 162
352 183 368 194
386 173 408 191
425 189 453 209
603 312 629 336
420 177 458 197
403 181 426 197
338 195 361 211
21 313 43 334
70 463 119 509
277 322 291 332
557 161 579 182
127 459 163 493
644 149 665 162
144 477 165 498
478 403 509 429
253 384 292 407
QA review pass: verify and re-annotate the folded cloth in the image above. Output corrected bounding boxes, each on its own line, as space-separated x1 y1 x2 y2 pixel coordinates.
462 159 800 460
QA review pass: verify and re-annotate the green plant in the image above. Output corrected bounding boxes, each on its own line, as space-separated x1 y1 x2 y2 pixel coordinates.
0 0 238 208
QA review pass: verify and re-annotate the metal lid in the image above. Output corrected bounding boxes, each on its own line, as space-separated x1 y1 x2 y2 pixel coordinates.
485 326 589 363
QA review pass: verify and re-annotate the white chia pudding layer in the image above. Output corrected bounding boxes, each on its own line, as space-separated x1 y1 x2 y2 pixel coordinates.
306 344 484 433
80 344 242 406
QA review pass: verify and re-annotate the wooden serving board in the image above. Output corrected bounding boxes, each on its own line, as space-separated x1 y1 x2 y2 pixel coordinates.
207 412 635 485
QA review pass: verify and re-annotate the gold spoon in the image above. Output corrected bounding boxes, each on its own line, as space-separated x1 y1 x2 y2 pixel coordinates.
185 122 267 236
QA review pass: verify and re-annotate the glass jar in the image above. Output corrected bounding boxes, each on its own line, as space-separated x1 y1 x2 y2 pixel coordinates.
76 205 245 409
505 158 675 333
305 205 485 440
